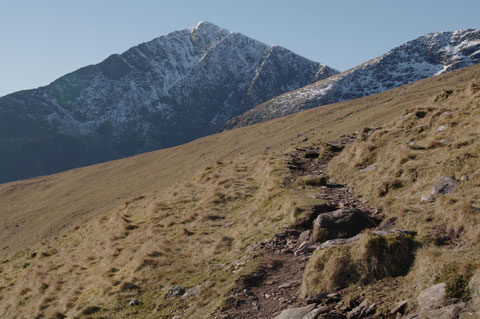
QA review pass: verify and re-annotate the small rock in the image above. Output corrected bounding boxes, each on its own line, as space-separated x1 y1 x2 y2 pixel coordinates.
432 177 457 195
376 217 397 232
347 300 368 319
421 177 457 202
420 303 464 319
299 230 313 243
265 293 271 299
273 304 317 319
129 298 139 306
319 312 346 319
165 285 186 299
417 283 447 311
279 283 291 289
307 293 329 304
302 306 330 319
359 162 377 172
365 302 376 315
294 241 314 256
390 300 407 315
317 235 362 249
437 125 448 132
183 281 210 299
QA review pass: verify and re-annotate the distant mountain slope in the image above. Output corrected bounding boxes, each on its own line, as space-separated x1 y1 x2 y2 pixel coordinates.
224 29 480 129
0 21 337 183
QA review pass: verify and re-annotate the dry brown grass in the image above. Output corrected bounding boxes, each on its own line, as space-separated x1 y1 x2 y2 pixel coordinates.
301 232 416 297
327 74 480 315
0 64 479 318
0 155 314 318
1 65 479 262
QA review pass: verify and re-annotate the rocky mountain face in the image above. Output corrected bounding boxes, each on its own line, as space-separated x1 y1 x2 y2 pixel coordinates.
224 29 480 129
0 21 337 183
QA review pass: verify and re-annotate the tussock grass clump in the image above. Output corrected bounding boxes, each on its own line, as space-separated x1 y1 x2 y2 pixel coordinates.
436 262 480 301
296 175 328 187
301 232 416 297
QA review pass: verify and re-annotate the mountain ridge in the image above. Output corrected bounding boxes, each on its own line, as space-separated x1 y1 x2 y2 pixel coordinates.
0 21 336 183
224 28 480 129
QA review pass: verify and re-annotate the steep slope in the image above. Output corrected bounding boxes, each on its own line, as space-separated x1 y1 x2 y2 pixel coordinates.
318 74 480 318
0 155 306 319
0 21 337 183
225 29 480 128
1 65 480 319
0 62 478 261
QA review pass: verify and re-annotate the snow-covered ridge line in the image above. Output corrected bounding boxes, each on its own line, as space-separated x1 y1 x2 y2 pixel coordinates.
224 28 480 129
0 21 335 183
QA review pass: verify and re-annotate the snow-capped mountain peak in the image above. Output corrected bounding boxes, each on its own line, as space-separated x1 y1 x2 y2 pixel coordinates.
0 22 337 183
224 28 480 129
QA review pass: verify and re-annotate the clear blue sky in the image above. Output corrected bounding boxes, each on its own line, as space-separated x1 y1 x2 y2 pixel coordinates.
0 0 479 97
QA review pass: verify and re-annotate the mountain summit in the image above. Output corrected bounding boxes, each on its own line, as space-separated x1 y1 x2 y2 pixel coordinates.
225 29 480 128
0 21 337 183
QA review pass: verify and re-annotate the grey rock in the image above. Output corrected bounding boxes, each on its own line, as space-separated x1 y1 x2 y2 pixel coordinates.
183 285 202 298
376 217 398 232
318 235 363 249
359 162 377 172
365 302 376 315
390 300 408 315
129 298 139 306
417 283 447 311
302 306 330 319
299 230 313 243
313 208 377 242
306 293 330 304
165 285 186 299
318 313 346 319
437 125 448 132
294 241 315 256
432 177 457 195
421 177 457 202
274 304 317 319
347 300 369 319
420 303 463 319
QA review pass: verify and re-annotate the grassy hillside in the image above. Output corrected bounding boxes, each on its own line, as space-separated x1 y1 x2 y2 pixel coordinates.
1 64 480 318
0 155 308 318
2 64 479 261
324 73 480 312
